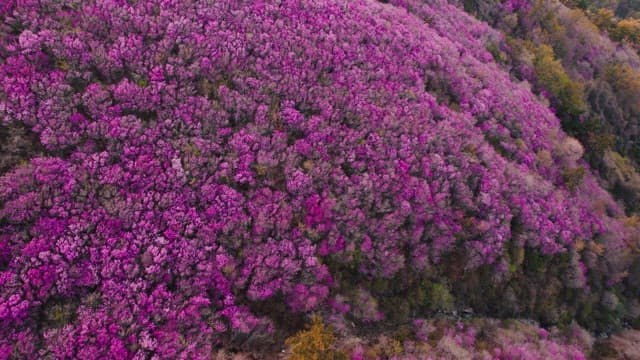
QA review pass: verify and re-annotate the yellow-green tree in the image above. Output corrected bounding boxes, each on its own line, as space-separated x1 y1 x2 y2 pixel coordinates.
611 18 640 43
532 44 587 119
285 315 346 360
604 63 640 115
590 8 616 31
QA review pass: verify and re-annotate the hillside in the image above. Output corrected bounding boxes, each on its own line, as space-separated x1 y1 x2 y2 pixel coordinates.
1 0 639 358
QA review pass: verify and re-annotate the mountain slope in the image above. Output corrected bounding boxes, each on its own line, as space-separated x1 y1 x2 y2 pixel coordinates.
0 0 638 358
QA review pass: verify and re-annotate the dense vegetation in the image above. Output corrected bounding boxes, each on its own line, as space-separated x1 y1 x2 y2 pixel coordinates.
1 0 639 358
461 0 640 213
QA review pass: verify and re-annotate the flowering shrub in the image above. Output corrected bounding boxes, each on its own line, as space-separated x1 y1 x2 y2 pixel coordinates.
0 0 639 358
337 317 591 359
